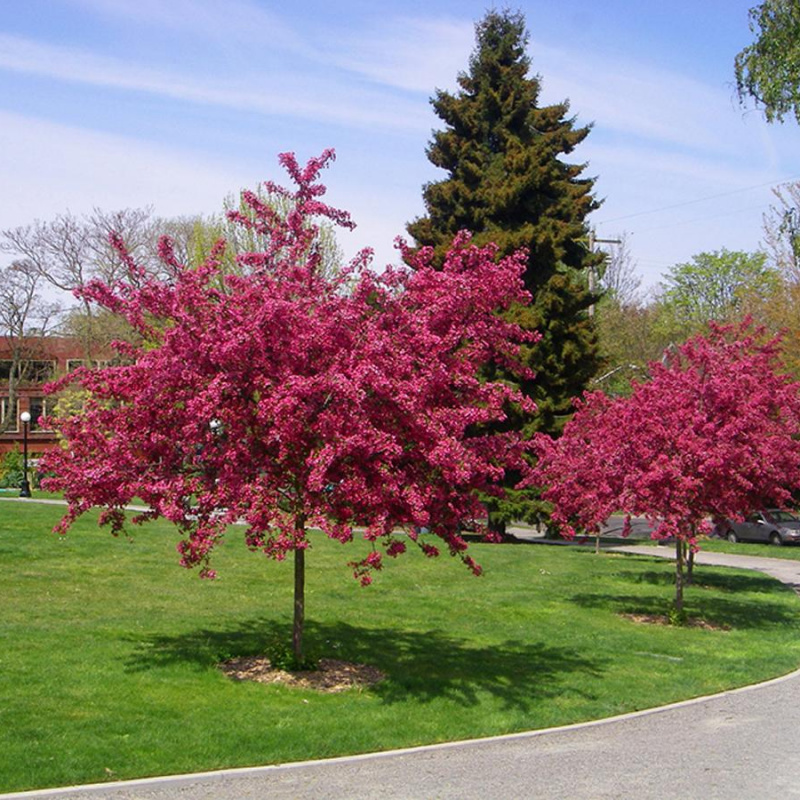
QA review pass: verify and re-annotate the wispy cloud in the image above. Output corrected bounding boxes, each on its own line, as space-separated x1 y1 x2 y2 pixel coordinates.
534 41 746 157
328 16 474 93
0 109 250 226
0 32 429 133
4 0 799 290
68 0 309 55
0 109 411 270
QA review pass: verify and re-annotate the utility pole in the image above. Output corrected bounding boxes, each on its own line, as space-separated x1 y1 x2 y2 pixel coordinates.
586 230 621 317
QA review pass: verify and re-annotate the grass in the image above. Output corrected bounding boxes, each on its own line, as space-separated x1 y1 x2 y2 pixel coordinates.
632 535 800 561
700 538 800 560
3 501 800 793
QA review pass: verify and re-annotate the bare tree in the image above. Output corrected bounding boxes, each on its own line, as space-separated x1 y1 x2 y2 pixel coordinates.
87 207 158 284
0 209 155 361
0 193 347 366
762 181 800 281
599 232 641 307
0 261 61 433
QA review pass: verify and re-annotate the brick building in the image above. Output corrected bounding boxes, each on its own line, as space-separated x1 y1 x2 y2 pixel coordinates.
0 337 109 456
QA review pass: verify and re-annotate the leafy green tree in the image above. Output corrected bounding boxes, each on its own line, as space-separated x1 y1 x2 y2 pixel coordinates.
598 232 640 306
658 249 780 329
735 0 800 124
593 299 670 396
407 9 602 533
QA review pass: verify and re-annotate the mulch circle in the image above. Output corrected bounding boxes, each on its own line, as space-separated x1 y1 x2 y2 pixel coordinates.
621 612 730 631
219 656 386 693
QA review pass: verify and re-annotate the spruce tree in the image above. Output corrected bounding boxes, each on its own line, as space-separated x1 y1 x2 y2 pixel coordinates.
407 9 602 533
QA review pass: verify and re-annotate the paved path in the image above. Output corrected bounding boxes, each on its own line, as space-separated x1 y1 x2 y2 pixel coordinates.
616 543 800 594
6 540 800 799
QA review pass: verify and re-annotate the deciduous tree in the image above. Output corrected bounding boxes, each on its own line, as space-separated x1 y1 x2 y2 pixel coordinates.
1 208 155 363
598 232 640 307
735 0 800 124
42 151 535 663
762 180 800 280
0 261 61 433
534 322 800 612
657 249 779 329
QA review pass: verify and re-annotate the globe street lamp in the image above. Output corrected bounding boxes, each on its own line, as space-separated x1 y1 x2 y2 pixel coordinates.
19 411 31 498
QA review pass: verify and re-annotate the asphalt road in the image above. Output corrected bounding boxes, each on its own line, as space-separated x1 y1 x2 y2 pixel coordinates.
6 544 800 800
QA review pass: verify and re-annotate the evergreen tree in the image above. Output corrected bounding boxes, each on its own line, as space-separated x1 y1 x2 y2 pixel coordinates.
407 9 602 533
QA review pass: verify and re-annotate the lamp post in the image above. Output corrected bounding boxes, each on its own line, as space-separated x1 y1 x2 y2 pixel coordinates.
19 411 31 498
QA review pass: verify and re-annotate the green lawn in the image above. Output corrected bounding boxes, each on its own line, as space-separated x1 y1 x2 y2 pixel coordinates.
4 500 800 793
632 536 800 561
701 537 800 560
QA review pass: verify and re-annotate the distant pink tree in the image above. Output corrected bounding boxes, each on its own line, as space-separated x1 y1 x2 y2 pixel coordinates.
41 150 535 661
534 322 800 612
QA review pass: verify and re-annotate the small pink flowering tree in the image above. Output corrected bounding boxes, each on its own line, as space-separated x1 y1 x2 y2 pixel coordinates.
41 150 535 662
534 322 800 613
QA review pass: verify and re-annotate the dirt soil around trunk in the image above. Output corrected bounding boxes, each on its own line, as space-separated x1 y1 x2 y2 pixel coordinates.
219 656 386 693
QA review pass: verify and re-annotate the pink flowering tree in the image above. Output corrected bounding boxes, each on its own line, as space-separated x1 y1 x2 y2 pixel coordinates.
533 322 800 613
41 150 535 663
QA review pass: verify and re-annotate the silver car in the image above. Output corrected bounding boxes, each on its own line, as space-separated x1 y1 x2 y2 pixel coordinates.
724 509 800 546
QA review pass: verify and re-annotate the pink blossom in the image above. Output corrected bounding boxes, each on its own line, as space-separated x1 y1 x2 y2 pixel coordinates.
533 320 800 606
40 150 535 591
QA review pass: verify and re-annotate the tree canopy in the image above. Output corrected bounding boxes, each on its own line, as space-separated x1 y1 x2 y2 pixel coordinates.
41 150 535 662
658 249 780 328
534 321 800 610
735 0 800 124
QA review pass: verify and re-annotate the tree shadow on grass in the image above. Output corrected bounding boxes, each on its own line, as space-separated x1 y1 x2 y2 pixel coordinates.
572 590 800 630
125 618 606 711
634 569 782 595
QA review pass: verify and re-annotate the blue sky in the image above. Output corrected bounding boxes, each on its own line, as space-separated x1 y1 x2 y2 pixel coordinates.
2 0 799 291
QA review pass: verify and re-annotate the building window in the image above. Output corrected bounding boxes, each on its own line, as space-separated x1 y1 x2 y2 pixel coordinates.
1 397 19 432
0 359 56 383
66 358 112 371
28 398 53 431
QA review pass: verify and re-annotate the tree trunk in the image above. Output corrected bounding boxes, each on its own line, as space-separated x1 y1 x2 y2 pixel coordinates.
488 512 507 539
79 298 95 366
292 514 306 665
686 543 694 585
293 547 305 664
674 537 684 613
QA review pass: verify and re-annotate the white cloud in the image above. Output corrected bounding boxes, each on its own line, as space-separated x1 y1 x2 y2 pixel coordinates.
0 33 430 134
533 41 747 156
0 110 409 272
329 17 474 93
69 0 308 54
5 2 800 293
0 110 250 227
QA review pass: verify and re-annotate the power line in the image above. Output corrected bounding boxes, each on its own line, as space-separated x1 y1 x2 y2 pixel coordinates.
594 175 800 226
633 202 770 235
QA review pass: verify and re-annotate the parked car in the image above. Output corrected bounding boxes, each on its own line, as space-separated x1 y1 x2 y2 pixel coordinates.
723 509 800 546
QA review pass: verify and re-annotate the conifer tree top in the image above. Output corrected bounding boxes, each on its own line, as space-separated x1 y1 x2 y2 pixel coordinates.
407 7 603 529
466 10 531 90
410 7 599 289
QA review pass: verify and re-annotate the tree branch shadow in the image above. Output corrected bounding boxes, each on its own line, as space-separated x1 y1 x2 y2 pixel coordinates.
124 618 606 711
634 569 781 594
572 590 799 630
